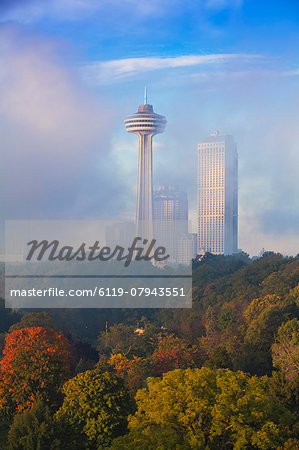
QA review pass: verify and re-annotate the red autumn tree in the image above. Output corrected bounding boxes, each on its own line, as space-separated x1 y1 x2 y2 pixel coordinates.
151 335 205 377
0 327 71 417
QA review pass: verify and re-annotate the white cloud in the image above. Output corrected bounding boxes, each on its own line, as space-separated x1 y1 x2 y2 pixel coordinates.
82 53 261 84
0 25 130 220
283 68 299 76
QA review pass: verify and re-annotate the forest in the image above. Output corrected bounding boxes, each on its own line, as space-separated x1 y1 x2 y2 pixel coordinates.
0 252 298 449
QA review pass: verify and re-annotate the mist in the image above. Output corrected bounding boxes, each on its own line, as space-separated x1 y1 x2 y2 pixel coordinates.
0 24 132 221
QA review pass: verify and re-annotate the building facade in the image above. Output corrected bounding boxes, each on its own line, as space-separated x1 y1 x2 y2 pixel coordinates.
153 185 190 263
153 185 188 225
197 130 238 255
176 233 197 265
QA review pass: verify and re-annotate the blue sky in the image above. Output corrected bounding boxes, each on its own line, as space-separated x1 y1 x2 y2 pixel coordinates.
1 0 299 255
2 0 299 60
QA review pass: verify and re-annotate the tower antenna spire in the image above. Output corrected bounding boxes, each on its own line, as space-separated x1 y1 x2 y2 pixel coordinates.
144 86 147 104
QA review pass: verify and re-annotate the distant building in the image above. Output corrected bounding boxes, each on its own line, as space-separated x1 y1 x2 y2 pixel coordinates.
153 185 188 225
176 233 197 265
197 130 238 255
105 221 135 250
153 185 190 263
134 327 145 335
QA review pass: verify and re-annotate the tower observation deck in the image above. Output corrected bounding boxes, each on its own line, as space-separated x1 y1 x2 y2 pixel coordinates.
124 88 166 241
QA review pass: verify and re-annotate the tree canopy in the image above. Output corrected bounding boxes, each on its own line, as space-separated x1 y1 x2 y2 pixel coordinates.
56 368 133 448
113 367 295 449
0 327 70 417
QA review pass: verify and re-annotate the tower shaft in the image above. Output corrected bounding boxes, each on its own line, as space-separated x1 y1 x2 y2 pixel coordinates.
136 134 153 240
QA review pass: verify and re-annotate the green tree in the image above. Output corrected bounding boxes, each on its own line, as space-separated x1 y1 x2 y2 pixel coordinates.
206 346 233 370
114 367 294 449
270 320 299 422
98 323 137 356
272 318 299 382
98 321 159 358
243 303 298 375
210 370 292 449
7 400 60 450
270 371 299 416
111 427 188 449
9 312 58 333
55 368 132 448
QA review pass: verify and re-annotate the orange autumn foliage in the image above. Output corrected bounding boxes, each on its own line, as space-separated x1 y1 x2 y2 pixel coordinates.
108 353 148 396
0 327 71 416
244 295 282 323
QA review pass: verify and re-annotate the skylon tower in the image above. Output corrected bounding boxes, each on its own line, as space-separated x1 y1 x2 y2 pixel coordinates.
124 88 166 240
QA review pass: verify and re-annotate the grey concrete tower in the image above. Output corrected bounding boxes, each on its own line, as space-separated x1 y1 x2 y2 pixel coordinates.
124 88 166 240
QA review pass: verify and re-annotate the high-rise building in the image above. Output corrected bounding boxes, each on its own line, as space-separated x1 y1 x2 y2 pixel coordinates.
105 221 135 250
124 89 166 241
153 186 189 262
197 130 238 255
177 233 197 265
153 186 188 225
